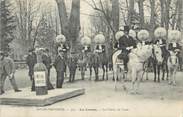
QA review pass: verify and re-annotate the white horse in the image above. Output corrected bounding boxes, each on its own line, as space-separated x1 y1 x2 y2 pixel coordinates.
113 45 153 93
112 50 127 90
167 51 179 86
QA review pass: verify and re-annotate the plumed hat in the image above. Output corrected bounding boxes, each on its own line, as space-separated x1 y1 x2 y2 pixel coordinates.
115 31 124 41
137 29 149 41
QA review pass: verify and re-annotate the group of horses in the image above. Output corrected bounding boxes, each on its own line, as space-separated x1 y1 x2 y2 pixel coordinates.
65 43 181 94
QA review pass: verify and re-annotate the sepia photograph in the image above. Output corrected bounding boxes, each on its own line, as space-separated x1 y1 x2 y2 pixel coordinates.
0 0 183 117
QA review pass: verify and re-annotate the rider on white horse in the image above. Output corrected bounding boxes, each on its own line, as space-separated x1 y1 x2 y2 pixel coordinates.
118 26 137 72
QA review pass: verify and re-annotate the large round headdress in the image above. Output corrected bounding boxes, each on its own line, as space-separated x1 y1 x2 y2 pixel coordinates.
129 29 136 39
94 33 105 44
168 30 181 42
56 34 66 43
115 31 124 41
81 36 91 45
154 27 167 38
137 29 149 41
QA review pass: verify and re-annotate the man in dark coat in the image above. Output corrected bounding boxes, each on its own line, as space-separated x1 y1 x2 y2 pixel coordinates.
118 26 137 72
53 49 66 88
0 52 21 95
42 49 54 90
154 37 168 58
26 49 37 91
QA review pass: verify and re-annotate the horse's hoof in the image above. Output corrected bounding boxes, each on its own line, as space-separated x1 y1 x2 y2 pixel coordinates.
130 91 136 95
135 92 141 95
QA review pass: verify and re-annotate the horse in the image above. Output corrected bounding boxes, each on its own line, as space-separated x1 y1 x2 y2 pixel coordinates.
152 45 169 82
112 49 126 90
167 51 179 86
87 48 109 81
68 53 78 82
78 52 87 80
129 45 153 93
113 45 153 93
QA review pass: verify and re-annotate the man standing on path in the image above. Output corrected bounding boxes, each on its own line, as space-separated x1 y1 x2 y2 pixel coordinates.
0 51 21 95
26 49 37 91
53 48 66 88
42 48 54 90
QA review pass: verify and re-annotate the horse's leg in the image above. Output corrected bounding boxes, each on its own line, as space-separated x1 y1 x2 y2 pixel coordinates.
168 69 173 85
114 65 117 90
153 64 157 82
130 69 136 94
81 67 85 80
94 66 99 81
172 69 176 86
102 65 105 80
166 63 169 81
69 71 72 82
162 63 165 80
89 66 92 80
106 64 108 80
157 65 161 82
136 70 143 94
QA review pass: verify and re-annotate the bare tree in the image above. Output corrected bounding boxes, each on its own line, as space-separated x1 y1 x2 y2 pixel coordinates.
55 0 80 51
15 0 41 50
137 0 145 28
127 0 135 26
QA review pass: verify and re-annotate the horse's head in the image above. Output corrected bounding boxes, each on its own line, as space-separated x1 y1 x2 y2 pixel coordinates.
130 45 153 62
153 45 163 64
169 51 179 66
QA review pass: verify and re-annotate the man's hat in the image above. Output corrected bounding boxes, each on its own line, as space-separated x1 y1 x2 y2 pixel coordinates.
28 48 34 52
124 26 130 32
0 50 4 55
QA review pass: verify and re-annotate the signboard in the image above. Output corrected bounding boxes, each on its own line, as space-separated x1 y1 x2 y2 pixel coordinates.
34 71 46 87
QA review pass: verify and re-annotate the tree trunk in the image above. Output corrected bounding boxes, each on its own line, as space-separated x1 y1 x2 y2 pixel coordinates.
160 0 165 27
55 0 69 38
112 0 119 32
68 0 80 51
138 0 144 28
127 0 134 27
176 0 183 30
165 0 171 31
150 0 155 40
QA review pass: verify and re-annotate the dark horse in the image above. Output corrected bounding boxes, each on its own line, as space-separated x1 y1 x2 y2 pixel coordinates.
152 45 169 82
88 49 109 81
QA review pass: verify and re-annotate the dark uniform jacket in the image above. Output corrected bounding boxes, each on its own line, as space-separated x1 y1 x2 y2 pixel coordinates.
42 54 52 69
118 35 136 52
53 55 66 72
154 39 166 46
168 42 181 51
96 45 105 53
26 53 37 69
82 46 91 52
154 39 168 58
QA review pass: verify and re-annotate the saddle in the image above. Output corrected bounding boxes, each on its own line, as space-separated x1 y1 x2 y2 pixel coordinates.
116 57 123 65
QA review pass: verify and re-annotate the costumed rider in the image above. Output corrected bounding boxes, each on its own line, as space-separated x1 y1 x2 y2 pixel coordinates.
154 27 168 58
94 32 106 53
114 27 124 49
137 29 150 48
168 30 182 56
81 36 91 53
118 26 137 72
55 34 69 55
